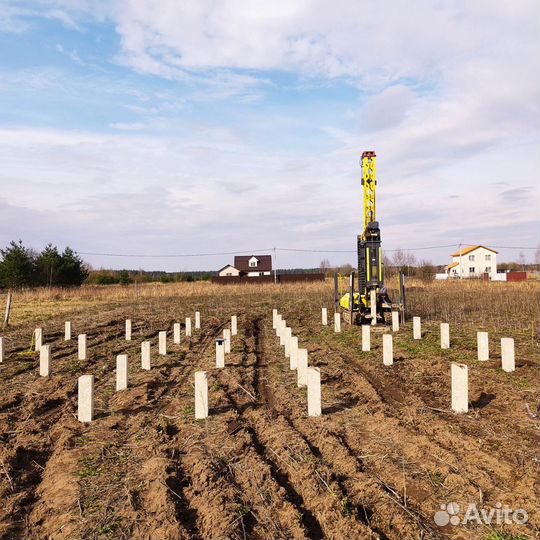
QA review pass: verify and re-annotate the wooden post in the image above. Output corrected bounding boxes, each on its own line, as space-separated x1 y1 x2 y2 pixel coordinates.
185 317 192 337
125 319 132 341
231 315 238 336
3 291 12 330
399 272 407 324
321 307 328 325
334 272 339 312
195 311 201 330
64 321 72 341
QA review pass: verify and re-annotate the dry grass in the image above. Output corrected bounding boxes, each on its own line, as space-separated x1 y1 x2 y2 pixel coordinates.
387 278 539 335
2 279 538 338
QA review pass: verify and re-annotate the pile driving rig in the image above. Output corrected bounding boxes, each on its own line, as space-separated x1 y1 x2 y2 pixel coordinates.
336 151 396 325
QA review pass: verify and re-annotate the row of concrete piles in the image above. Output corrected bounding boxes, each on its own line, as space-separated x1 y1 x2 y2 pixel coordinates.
80 312 207 422
322 307 517 414
0 307 518 421
193 315 237 419
0 313 200 422
274 309 322 417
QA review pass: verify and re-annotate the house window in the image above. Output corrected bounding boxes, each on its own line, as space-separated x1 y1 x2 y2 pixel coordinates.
485 267 491 273
249 260 257 267
468 255 475 261
485 254 491 261
226 272 232 276
469 267 475 273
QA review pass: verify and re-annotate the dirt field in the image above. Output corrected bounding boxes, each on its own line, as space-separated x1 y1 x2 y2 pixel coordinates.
0 280 538 540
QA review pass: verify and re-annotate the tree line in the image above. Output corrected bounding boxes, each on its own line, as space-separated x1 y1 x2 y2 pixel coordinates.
319 249 436 281
0 241 88 289
86 269 212 285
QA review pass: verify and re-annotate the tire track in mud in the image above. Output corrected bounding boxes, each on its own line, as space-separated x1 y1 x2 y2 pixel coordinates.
103 316 242 540
117 316 258 540
253 318 435 540
87 318 231 539
216 316 384 540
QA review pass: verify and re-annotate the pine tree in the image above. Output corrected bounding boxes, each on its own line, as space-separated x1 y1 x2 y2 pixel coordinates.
0 240 35 289
58 247 89 286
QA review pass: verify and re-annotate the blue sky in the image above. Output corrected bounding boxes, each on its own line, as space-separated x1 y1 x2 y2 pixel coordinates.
0 0 538 271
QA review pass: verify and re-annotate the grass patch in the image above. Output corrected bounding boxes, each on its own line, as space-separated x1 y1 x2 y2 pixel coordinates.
76 457 102 478
484 530 529 540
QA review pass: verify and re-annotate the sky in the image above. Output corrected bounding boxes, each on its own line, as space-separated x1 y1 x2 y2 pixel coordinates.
0 0 538 271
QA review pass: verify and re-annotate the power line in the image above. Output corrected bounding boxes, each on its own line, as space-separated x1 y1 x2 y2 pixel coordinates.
462 244 538 250
78 248 275 258
75 242 538 258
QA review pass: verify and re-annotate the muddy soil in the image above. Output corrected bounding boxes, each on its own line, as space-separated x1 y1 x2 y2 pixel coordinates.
0 292 538 540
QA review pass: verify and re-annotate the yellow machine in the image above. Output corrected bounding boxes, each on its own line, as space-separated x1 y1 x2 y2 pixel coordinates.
335 151 393 324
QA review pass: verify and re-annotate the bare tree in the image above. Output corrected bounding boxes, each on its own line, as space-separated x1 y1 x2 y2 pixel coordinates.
383 254 395 278
391 249 417 276
319 258 331 270
417 259 436 282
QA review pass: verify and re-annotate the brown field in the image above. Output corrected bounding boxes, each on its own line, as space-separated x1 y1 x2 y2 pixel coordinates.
0 279 538 540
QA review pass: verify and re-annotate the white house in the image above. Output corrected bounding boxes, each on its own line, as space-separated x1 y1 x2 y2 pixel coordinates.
217 264 240 277
445 245 498 279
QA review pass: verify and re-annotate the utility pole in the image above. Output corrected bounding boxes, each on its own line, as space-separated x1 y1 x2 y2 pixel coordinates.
273 247 278 284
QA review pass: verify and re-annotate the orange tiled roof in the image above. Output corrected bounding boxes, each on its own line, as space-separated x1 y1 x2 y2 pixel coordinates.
451 245 498 257
446 262 459 269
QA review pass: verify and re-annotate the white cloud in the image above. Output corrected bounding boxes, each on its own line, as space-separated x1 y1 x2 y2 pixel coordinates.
109 121 146 130
0 0 538 269
45 8 82 30
0 124 537 270
55 43 84 64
